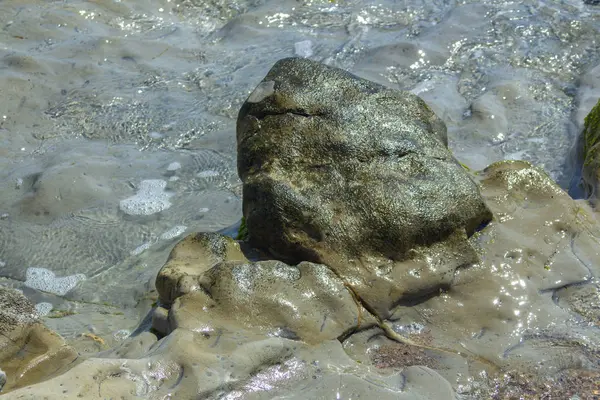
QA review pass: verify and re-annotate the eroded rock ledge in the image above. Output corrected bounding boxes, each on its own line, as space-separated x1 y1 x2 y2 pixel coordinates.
5 58 600 399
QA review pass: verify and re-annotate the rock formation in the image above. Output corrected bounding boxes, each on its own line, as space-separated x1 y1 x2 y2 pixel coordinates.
0 287 78 393
4 58 600 399
237 57 492 316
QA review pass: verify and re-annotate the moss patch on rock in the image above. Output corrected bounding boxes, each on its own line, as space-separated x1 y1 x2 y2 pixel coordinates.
236 216 248 241
581 98 600 200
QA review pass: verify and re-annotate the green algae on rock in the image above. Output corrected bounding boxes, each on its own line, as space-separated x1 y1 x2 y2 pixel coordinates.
236 216 248 240
581 98 600 201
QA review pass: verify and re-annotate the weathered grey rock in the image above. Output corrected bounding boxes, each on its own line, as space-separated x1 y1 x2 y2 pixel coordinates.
169 259 377 344
0 287 78 393
9 60 600 400
237 57 492 316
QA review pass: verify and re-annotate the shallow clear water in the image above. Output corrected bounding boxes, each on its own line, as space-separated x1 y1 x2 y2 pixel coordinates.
1 0 600 341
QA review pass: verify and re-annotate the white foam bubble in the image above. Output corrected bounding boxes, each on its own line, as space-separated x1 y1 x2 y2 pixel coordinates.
196 170 220 178
167 161 181 171
35 302 53 316
25 267 86 296
160 225 187 240
294 40 313 58
119 179 173 216
114 329 130 341
131 242 152 256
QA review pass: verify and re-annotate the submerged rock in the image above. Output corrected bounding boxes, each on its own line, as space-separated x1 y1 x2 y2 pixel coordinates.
237 57 492 316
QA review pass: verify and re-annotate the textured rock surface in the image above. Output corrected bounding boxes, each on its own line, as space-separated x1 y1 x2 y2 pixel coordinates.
0 287 78 393
581 98 600 201
155 232 248 305
7 166 600 399
5 329 455 400
154 232 376 343
237 57 492 316
386 161 600 395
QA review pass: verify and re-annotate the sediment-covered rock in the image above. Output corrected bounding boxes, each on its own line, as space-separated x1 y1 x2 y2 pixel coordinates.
154 232 376 343
155 232 248 305
5 328 456 400
237 57 492 316
0 287 78 393
388 161 600 379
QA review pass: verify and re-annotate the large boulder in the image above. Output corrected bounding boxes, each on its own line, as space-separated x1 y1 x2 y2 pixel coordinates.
237 57 492 316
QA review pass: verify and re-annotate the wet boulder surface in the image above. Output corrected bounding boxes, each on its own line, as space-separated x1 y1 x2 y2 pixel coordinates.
238 57 492 316
6 59 600 399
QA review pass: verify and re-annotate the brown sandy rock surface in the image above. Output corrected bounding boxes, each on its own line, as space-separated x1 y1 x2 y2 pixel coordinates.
0 287 78 394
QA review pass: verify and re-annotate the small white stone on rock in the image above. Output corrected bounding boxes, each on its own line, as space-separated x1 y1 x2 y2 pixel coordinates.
0 368 6 392
131 242 152 256
167 162 181 171
196 170 220 178
114 329 130 341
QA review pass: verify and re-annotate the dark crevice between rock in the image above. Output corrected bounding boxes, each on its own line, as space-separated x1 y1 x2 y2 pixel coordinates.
390 284 452 309
541 232 594 301
336 318 377 344
249 108 326 121
544 279 592 309
327 264 502 371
